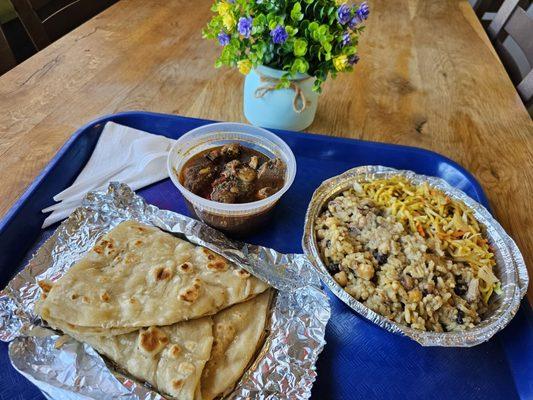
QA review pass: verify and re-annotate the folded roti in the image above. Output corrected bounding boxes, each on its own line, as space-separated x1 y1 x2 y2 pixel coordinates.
201 290 271 400
37 221 269 331
39 313 139 336
61 318 213 400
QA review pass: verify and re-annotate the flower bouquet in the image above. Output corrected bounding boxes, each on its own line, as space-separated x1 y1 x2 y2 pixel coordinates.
204 0 369 131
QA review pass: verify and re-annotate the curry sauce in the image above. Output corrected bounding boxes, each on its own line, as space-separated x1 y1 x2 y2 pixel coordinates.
179 143 286 204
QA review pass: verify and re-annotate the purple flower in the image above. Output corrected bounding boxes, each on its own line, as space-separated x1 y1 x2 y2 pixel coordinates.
348 14 362 29
341 31 351 46
348 54 360 65
228 0 235 2
217 32 230 46
270 25 288 44
357 2 370 20
337 4 352 25
237 16 253 38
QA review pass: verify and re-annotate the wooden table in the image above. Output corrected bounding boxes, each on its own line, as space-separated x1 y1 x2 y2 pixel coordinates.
0 0 532 300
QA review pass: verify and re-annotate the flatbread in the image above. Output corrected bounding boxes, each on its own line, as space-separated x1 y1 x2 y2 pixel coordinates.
39 313 139 336
37 221 269 331
61 318 213 400
201 290 271 400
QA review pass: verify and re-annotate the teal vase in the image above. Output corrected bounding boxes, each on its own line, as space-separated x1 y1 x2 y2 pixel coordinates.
243 65 319 131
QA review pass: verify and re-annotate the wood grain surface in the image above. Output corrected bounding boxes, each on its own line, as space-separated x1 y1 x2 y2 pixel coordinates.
0 0 532 301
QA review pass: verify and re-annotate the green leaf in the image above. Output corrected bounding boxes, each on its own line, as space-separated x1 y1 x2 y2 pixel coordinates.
312 80 323 93
318 48 332 61
319 5 326 19
309 22 322 41
263 46 274 64
267 12 282 29
275 73 292 89
343 45 357 55
293 38 307 56
286 26 298 36
322 41 332 53
290 2 303 22
311 1 320 15
291 57 309 74
252 13 267 34
282 39 294 53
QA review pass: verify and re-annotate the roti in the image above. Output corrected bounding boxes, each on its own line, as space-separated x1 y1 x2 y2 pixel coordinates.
201 290 271 400
38 312 139 336
61 318 214 400
37 221 269 331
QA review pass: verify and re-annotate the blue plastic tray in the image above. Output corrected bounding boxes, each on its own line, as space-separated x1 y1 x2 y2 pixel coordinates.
0 112 531 400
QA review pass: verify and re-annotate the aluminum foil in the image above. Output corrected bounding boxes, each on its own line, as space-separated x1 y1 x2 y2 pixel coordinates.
0 182 331 399
302 166 528 347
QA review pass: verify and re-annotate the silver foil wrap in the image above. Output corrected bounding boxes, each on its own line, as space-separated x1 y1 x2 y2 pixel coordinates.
0 183 331 399
302 166 528 347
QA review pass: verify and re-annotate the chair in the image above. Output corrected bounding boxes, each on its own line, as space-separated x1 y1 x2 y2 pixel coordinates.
488 0 533 108
470 0 504 27
471 0 502 17
9 0 117 50
0 25 16 74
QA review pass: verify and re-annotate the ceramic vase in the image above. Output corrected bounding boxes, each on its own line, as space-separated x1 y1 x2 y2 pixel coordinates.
243 65 319 131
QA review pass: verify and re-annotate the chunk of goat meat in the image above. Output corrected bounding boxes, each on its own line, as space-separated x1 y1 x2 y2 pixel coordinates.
210 178 240 203
182 163 217 194
257 158 286 182
206 148 222 162
256 187 275 200
220 143 242 159
249 156 259 169
237 166 257 183
221 160 242 178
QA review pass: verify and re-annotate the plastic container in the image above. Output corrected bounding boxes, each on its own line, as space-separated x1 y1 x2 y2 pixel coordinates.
167 122 296 234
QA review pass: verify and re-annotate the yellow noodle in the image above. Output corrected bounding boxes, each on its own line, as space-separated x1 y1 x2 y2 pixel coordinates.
359 176 500 303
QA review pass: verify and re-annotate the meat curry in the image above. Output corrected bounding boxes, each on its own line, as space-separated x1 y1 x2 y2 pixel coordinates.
179 143 286 204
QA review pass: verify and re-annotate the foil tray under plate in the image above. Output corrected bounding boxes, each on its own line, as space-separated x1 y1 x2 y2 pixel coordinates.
302 166 528 347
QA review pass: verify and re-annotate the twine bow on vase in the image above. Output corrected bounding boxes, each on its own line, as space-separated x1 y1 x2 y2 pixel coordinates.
254 72 313 114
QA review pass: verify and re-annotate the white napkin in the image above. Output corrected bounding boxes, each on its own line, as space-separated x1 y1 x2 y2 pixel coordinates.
42 121 175 228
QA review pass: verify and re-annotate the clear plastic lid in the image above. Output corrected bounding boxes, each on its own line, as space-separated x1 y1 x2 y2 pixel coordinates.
167 122 297 217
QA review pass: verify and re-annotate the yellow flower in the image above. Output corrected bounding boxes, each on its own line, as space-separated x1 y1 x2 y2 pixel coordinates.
237 59 252 75
333 55 348 71
217 1 231 16
335 0 345 5
222 13 235 30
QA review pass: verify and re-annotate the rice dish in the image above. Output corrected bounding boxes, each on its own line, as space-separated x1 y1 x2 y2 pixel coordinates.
315 176 500 332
